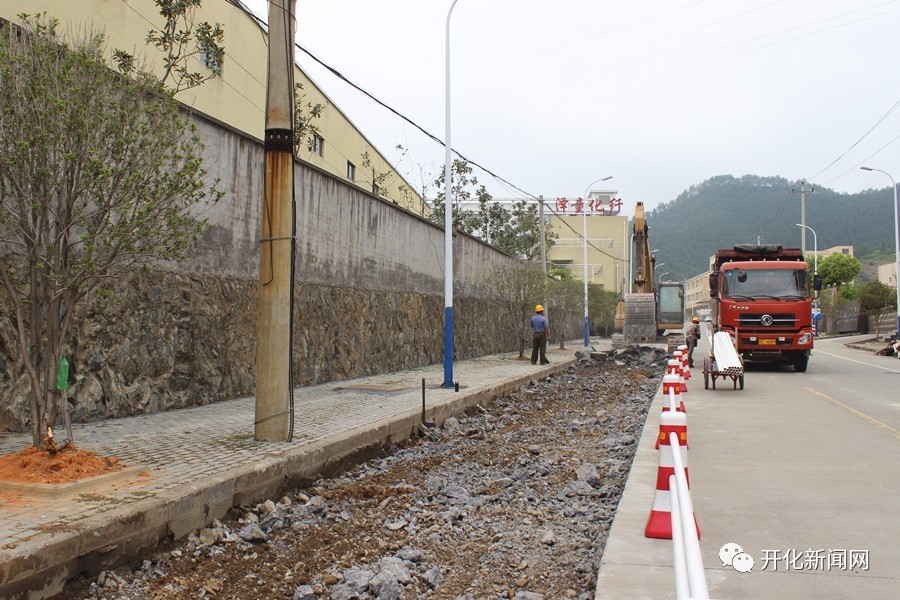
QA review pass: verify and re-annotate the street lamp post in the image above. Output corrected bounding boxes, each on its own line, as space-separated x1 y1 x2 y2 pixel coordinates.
795 223 817 274
442 0 459 388
658 271 670 284
796 223 819 336
860 166 900 338
582 176 613 347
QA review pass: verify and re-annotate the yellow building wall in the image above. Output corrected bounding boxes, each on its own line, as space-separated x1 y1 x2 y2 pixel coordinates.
548 215 629 294
2 0 422 211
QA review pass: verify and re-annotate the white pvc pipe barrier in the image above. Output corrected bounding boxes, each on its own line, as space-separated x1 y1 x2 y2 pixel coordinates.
669 474 690 599
669 431 709 599
668 389 677 412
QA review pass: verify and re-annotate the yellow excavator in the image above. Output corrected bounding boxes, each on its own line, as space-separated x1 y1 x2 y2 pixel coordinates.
614 202 685 348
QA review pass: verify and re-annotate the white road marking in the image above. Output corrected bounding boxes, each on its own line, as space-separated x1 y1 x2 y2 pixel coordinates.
814 349 900 374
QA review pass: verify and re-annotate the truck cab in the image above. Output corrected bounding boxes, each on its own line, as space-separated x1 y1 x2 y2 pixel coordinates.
710 245 815 372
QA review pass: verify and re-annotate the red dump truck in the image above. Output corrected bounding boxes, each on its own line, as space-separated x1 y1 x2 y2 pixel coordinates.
709 244 820 372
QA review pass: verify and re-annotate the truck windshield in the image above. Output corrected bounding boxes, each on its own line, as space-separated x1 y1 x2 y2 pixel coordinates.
723 268 808 300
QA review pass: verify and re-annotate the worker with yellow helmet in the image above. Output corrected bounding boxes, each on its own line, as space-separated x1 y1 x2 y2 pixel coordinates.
686 317 701 367
530 304 551 365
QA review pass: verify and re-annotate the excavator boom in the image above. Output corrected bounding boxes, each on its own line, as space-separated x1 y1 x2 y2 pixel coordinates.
614 202 685 349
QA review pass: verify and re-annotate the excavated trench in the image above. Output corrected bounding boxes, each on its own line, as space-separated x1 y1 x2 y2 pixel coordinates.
65 346 667 600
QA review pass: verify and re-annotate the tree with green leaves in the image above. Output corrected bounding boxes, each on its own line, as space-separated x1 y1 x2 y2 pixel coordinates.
857 280 896 313
359 151 392 198
395 144 436 216
494 200 557 261
818 253 861 288
112 0 225 94
430 159 489 234
588 286 620 337
0 15 221 450
430 159 556 260
293 82 326 156
548 275 581 348
483 263 549 358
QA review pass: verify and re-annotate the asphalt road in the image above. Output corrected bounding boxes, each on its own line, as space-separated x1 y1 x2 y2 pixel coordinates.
801 335 900 433
596 330 900 599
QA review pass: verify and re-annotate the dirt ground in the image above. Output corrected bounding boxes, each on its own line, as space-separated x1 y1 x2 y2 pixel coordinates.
64 347 667 600
0 445 121 485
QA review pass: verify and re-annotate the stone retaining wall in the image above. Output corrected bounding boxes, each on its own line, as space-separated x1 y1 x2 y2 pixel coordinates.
0 110 581 433
0 269 571 432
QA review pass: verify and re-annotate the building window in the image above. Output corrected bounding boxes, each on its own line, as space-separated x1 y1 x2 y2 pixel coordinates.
346 161 356 181
201 51 222 76
312 135 324 157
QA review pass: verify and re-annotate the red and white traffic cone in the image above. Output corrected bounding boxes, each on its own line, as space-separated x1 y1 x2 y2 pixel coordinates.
677 347 691 380
657 375 685 449
667 359 688 393
661 374 686 412
645 409 699 539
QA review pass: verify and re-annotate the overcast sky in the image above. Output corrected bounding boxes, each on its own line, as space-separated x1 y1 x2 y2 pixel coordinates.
242 0 900 216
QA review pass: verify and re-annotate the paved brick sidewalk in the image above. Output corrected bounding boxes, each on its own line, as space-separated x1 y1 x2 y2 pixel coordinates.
0 343 588 598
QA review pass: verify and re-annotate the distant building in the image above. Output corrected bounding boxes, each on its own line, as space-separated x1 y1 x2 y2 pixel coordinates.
878 262 897 287
685 271 711 317
811 245 854 259
545 191 630 294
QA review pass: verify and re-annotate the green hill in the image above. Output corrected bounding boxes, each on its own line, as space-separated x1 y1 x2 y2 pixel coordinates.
645 175 896 281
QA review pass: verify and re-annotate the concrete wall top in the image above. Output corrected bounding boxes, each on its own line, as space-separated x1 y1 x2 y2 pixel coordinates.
185 113 522 296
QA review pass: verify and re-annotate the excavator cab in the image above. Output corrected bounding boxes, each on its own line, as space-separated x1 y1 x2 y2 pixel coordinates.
656 282 685 336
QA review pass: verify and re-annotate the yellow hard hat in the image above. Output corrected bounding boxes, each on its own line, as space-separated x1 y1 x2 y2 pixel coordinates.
535 305 544 312
692 317 700 323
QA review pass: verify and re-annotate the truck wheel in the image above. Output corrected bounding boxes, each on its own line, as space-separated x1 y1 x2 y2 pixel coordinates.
703 358 709 389
794 354 809 373
739 374 744 390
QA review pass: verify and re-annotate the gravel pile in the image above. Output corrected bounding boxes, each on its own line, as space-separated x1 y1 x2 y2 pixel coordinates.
66 346 667 600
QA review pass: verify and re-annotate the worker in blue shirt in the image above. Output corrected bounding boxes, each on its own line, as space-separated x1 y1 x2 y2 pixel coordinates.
530 305 551 365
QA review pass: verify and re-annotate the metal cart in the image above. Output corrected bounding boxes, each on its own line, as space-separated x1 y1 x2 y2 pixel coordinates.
703 330 745 390
702 355 744 390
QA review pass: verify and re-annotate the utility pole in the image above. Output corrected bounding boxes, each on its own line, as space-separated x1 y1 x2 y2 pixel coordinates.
255 0 297 442
791 180 814 255
538 195 546 274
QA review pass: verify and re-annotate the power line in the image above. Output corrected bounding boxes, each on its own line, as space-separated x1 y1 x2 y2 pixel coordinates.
819 132 900 186
808 95 900 182
233 0 623 258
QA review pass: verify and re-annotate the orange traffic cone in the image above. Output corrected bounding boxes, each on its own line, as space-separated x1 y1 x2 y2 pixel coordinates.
645 409 699 539
677 347 691 380
667 359 688 393
661 374 686 412
657 375 685 449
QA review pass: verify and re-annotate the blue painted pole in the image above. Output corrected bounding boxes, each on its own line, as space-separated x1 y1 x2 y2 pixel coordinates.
443 307 454 387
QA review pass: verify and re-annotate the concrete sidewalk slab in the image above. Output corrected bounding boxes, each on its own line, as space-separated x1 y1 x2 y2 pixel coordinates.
0 343 587 599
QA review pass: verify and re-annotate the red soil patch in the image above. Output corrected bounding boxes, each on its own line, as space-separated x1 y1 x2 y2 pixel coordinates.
0 445 122 485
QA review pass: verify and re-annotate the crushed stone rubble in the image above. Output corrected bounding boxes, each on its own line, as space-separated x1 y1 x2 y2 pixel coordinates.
66 346 667 599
